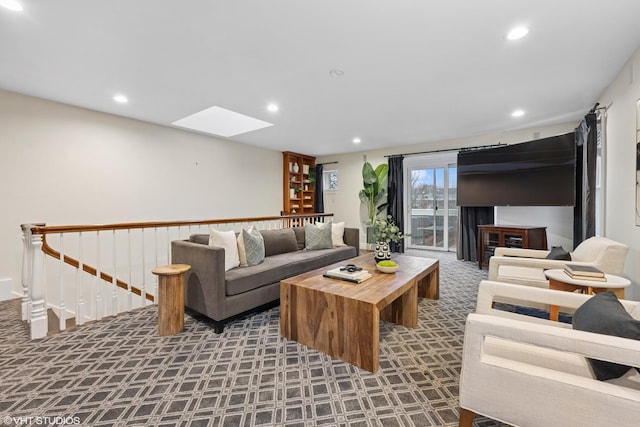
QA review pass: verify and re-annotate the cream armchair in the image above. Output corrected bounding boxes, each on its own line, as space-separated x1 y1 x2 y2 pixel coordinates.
459 281 640 427
488 236 629 288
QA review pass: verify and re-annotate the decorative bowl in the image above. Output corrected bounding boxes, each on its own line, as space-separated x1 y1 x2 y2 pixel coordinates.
376 264 398 274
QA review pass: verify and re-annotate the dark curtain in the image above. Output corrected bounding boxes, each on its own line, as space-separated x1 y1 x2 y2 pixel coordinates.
573 112 597 247
457 207 494 262
387 156 405 253
314 164 324 213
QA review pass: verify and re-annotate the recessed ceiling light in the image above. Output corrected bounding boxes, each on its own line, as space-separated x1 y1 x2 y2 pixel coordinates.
329 69 345 77
511 109 525 117
506 26 529 40
113 94 128 104
172 106 274 137
353 137 361 144
0 0 23 11
267 103 279 112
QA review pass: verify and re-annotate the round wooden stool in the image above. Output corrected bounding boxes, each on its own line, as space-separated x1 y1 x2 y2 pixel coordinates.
152 264 191 336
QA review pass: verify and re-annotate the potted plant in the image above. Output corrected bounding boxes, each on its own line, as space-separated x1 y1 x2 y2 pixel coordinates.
289 183 301 199
359 161 389 241
370 215 408 262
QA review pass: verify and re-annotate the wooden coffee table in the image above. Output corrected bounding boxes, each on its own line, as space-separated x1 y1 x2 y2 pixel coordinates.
279 253 439 372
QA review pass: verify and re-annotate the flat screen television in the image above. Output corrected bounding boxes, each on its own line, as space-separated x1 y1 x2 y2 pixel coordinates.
456 132 576 207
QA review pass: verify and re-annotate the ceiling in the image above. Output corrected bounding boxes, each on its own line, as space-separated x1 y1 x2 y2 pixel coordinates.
2 1 640 157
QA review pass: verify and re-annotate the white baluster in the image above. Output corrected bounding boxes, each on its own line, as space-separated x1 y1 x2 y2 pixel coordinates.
127 229 132 311
58 234 66 331
166 226 171 267
154 227 159 300
20 224 33 321
76 232 84 325
112 230 118 316
30 232 47 339
95 231 102 320
141 228 146 306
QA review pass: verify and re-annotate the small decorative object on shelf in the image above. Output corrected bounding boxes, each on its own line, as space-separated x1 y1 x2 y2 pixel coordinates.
293 162 299 173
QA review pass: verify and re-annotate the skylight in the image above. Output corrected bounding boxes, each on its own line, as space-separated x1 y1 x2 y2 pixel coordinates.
172 106 274 137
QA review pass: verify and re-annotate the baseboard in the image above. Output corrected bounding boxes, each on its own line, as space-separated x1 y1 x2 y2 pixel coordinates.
0 278 13 301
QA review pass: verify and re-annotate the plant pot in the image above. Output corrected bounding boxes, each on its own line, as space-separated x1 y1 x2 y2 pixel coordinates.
374 241 391 263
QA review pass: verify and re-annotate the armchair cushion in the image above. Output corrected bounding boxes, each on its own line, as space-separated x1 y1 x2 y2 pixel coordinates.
546 245 571 260
573 291 640 380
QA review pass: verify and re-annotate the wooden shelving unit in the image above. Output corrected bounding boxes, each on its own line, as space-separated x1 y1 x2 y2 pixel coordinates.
282 151 316 214
477 225 548 269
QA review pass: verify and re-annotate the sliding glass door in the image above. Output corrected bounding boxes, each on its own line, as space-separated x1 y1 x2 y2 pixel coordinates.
405 154 458 251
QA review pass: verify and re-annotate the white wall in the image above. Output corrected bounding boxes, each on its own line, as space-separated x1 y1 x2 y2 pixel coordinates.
494 206 573 249
0 90 282 298
597 46 640 300
317 123 578 249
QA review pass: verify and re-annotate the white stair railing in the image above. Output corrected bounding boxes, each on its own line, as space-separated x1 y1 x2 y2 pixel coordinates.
21 213 333 339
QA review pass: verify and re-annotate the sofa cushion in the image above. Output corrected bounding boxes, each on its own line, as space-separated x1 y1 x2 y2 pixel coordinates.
237 226 265 267
293 227 306 250
573 291 640 380
305 222 333 250
260 228 299 257
225 246 356 296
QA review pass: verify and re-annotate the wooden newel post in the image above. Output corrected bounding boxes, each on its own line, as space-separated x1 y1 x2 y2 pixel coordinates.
151 264 191 336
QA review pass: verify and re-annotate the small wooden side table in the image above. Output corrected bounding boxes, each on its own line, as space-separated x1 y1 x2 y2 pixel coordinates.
152 264 191 336
544 268 631 321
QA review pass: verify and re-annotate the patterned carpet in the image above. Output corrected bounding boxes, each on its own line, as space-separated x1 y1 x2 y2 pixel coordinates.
0 250 506 427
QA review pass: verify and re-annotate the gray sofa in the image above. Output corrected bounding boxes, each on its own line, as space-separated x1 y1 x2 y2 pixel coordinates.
171 227 359 333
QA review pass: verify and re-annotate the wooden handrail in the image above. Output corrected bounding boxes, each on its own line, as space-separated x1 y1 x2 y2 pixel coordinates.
41 235 155 302
30 213 333 307
30 213 334 235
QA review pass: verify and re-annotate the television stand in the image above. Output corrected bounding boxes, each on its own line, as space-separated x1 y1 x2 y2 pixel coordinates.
477 225 548 269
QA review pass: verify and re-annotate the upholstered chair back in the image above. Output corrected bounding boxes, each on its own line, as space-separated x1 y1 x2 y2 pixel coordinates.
570 236 629 275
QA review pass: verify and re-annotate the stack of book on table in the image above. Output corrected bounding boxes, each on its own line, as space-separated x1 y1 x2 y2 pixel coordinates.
563 264 606 282
323 266 372 283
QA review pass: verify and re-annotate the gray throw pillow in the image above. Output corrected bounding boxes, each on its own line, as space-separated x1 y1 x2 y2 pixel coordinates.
238 226 265 267
304 222 333 250
572 291 640 380
260 229 299 257
546 246 571 260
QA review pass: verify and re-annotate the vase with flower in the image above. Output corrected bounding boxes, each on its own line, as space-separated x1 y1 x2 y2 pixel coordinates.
369 215 408 262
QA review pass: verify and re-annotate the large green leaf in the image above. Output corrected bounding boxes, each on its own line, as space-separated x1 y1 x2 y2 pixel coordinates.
358 190 369 203
373 188 386 204
374 164 389 188
362 162 377 185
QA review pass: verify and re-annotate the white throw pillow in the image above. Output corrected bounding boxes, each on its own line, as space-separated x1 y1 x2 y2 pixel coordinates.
332 221 346 247
209 229 240 271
